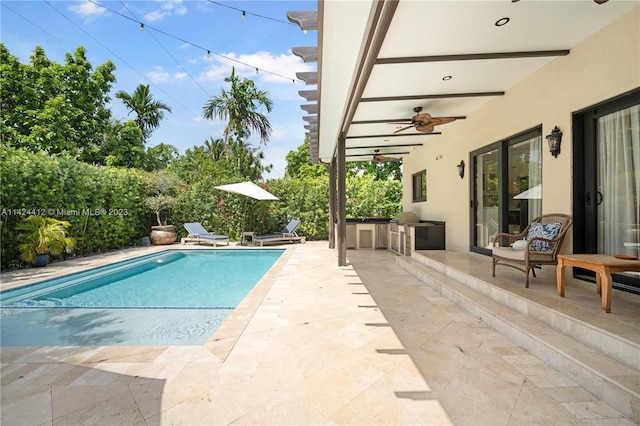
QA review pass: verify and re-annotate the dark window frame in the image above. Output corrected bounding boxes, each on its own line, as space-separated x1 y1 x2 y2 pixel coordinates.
470 127 542 255
412 169 426 203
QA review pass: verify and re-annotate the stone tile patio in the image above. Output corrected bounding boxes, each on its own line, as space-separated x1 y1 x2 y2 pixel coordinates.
1 241 637 425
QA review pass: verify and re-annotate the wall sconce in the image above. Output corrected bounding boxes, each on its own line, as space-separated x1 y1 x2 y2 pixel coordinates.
457 160 465 179
546 126 563 158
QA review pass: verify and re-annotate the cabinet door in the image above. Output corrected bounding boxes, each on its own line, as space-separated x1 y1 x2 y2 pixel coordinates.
376 224 388 248
346 224 356 249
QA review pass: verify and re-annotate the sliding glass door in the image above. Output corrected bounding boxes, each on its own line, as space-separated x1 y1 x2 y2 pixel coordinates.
471 128 542 254
597 104 640 258
574 89 639 292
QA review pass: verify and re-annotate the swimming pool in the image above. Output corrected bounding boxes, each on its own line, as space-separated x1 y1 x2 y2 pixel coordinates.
0 249 284 346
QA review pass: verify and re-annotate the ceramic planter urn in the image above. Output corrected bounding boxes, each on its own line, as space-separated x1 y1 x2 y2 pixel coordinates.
150 225 177 245
34 254 50 267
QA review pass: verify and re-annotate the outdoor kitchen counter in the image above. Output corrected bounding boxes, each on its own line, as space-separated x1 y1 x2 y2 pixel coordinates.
343 219 391 249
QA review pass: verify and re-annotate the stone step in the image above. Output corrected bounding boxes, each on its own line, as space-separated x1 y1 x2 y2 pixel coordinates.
397 254 640 424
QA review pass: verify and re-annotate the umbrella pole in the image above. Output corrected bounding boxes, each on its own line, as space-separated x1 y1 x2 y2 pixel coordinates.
241 197 248 245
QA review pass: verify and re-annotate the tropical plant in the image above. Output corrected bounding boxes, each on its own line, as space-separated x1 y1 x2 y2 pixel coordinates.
115 84 172 143
16 215 75 264
202 67 273 160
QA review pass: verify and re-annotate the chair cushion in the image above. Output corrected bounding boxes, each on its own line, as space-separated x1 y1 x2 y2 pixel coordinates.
512 240 528 251
526 222 562 252
492 246 526 261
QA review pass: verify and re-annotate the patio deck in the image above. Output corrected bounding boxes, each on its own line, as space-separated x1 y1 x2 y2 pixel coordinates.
1 241 638 425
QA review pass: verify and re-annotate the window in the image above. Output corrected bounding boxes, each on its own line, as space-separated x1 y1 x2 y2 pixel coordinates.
412 170 426 202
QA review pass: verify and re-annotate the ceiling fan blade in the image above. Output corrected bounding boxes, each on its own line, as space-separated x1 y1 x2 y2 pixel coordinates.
429 116 457 125
373 154 399 163
416 124 436 133
393 124 415 134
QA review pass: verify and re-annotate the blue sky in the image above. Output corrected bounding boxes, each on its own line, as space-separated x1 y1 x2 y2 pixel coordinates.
1 0 317 179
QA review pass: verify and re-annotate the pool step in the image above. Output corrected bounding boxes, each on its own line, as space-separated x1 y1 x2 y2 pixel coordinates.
397 253 640 424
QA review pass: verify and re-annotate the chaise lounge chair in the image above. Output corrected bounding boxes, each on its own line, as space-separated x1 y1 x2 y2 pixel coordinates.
182 223 229 247
253 219 305 247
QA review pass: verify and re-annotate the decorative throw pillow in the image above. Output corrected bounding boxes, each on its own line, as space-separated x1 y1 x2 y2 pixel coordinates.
511 239 528 251
526 222 562 252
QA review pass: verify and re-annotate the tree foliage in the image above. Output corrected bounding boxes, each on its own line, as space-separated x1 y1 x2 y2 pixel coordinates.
115 84 172 143
348 159 403 181
202 67 273 160
0 43 116 161
0 45 405 270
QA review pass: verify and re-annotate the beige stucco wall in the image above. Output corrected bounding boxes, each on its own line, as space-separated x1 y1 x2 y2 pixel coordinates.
402 6 640 253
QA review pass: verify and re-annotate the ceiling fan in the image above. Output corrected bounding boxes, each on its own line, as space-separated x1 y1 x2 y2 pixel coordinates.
372 149 399 163
392 106 457 134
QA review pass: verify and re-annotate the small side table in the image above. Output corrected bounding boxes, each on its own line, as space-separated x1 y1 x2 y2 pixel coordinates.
240 231 255 246
556 254 640 313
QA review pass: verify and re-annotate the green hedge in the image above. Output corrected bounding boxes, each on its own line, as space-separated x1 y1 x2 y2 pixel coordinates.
1 147 149 269
1 147 403 270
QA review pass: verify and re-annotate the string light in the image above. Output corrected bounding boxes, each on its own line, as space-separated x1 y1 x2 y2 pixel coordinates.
42 0 203 122
120 1 211 98
84 0 303 84
242 11 246 21
207 50 211 58
207 1 297 26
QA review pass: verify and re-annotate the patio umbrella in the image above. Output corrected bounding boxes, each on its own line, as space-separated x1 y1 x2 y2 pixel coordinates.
214 181 279 201
514 184 542 200
214 181 278 243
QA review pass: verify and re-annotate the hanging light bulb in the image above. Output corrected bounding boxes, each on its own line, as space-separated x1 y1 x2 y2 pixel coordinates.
242 11 246 21
255 68 259 74
207 50 211 59
140 23 145 32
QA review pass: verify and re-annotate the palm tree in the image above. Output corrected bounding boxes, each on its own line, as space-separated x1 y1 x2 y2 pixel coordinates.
202 68 273 158
203 137 226 161
116 84 172 143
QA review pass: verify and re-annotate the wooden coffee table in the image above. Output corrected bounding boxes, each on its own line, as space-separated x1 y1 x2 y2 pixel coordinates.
556 254 640 313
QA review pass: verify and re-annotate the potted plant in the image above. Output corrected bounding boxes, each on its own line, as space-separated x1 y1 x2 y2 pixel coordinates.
145 171 179 245
16 215 75 267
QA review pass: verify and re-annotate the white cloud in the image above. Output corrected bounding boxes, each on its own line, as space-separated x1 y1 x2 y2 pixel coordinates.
199 51 314 86
69 1 107 18
174 72 187 80
144 0 187 22
148 66 170 84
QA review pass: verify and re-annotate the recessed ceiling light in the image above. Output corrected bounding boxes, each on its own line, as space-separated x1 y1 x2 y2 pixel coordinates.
443 75 452 81
495 17 510 26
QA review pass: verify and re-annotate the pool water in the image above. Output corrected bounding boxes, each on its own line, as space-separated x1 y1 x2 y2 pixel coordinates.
0 249 283 346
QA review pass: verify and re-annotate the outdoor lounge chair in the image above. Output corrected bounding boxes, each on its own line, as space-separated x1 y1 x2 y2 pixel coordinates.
492 214 573 288
253 219 305 247
182 223 229 247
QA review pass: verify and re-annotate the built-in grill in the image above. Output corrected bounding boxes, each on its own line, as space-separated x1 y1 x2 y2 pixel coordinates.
390 211 419 233
390 212 446 255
